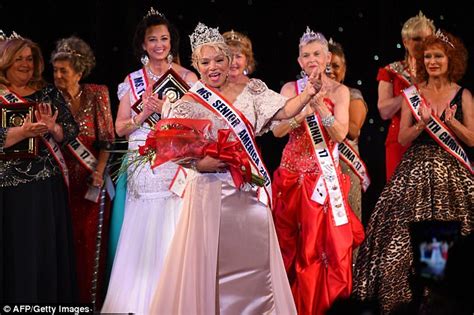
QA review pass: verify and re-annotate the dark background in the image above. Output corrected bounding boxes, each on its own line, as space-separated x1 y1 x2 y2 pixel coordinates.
3 0 472 223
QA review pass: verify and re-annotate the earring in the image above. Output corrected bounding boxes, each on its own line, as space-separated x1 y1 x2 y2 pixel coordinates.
141 54 149 66
167 53 173 65
325 63 331 74
243 68 248 76
300 70 307 78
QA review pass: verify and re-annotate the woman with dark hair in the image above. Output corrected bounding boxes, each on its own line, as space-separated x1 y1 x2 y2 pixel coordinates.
353 30 474 314
51 35 115 307
0 32 79 303
102 7 197 314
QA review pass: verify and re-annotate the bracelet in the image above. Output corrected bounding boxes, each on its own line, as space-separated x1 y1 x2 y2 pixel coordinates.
190 159 199 172
321 114 335 127
131 115 141 128
289 117 300 130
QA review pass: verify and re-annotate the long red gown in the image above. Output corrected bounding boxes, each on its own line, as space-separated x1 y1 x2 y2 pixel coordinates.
63 84 115 306
272 102 364 315
377 61 413 181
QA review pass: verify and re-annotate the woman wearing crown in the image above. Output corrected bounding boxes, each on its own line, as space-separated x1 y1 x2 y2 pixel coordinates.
148 22 321 314
271 27 365 315
377 12 435 181
353 30 474 314
102 8 197 315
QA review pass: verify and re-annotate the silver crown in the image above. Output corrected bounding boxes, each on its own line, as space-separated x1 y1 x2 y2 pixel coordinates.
57 43 83 57
0 30 23 41
300 26 326 45
145 6 165 18
189 22 225 51
435 29 455 49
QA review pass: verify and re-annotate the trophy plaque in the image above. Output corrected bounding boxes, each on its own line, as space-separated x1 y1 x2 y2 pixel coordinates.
0 102 38 159
131 68 190 127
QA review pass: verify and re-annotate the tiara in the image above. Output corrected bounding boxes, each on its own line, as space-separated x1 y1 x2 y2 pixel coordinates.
225 30 241 42
57 43 83 57
189 22 225 51
0 30 23 41
144 6 165 19
328 37 335 45
435 29 455 49
403 10 433 29
300 26 326 45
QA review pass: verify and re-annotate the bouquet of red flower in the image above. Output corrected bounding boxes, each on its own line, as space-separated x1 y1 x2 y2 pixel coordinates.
138 118 265 187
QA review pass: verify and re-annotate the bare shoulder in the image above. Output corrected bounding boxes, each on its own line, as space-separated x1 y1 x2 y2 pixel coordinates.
173 64 198 83
280 81 297 97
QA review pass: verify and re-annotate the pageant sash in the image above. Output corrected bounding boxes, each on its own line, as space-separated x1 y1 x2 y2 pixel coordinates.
67 137 115 199
0 87 69 186
403 85 473 174
338 140 371 192
188 81 272 207
303 113 348 226
128 68 149 104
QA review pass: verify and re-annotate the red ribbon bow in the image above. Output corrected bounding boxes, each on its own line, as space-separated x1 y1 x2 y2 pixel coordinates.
203 129 252 188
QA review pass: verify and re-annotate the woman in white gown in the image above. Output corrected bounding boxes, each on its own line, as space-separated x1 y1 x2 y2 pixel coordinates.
101 8 197 314
149 22 321 315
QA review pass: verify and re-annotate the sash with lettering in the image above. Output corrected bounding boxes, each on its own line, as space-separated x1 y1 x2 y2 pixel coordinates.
67 137 115 199
296 78 348 226
402 85 473 174
128 68 149 106
338 141 371 192
0 87 69 186
187 81 272 207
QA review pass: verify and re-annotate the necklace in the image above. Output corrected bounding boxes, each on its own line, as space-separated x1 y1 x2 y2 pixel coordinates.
146 67 162 82
72 89 83 100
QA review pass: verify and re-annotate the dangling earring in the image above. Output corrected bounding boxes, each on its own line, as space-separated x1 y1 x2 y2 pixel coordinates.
325 63 331 75
243 68 248 76
141 54 149 66
300 70 307 78
167 53 173 65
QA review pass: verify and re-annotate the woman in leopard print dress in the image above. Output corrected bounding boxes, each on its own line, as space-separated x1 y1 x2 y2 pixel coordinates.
353 31 473 314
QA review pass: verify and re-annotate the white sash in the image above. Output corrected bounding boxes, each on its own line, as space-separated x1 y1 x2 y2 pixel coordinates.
296 78 348 226
128 68 149 104
188 81 272 207
338 141 371 192
0 88 70 186
403 85 473 174
67 137 115 199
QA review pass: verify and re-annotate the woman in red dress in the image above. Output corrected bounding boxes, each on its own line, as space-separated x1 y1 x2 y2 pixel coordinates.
51 36 115 307
272 27 364 315
377 11 435 181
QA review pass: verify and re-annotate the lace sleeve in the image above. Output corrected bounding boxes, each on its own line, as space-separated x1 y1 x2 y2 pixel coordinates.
249 79 288 135
168 99 208 120
117 81 130 101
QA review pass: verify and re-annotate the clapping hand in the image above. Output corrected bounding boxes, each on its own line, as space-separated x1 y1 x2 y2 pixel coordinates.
418 101 431 124
142 85 165 116
34 103 58 132
444 104 457 125
21 113 48 137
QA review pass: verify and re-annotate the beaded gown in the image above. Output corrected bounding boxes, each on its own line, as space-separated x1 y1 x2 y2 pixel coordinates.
353 87 474 314
272 98 365 315
62 84 115 306
0 85 79 302
102 69 192 314
149 79 296 315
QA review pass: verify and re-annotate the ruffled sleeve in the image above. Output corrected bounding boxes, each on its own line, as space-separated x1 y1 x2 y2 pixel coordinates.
117 80 130 101
248 79 288 135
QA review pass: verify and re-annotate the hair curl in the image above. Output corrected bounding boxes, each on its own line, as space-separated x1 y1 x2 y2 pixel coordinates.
50 36 96 79
414 30 468 83
0 37 45 90
222 30 256 75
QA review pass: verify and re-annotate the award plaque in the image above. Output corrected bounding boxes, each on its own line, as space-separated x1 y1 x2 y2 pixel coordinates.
131 68 190 127
0 102 38 159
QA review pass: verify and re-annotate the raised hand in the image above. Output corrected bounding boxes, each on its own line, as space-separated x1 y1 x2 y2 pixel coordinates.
34 103 58 132
444 104 457 125
142 85 165 116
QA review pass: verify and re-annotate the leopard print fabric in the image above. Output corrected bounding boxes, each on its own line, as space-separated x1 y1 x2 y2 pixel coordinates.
352 142 474 314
